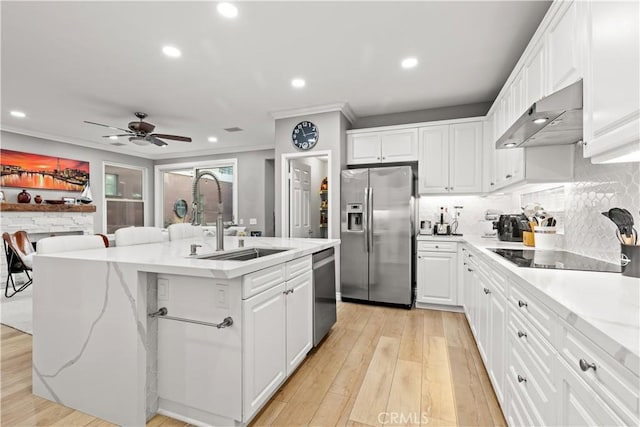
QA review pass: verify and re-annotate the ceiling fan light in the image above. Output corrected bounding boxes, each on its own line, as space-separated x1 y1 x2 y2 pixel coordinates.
129 137 150 146
109 135 118 140
162 45 182 58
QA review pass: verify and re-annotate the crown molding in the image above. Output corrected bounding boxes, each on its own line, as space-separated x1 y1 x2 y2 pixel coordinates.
270 102 357 124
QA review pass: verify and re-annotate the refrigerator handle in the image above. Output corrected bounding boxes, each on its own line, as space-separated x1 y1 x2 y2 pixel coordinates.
363 187 369 252
368 187 374 252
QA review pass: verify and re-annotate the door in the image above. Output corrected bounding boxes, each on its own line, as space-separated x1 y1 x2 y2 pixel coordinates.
289 160 311 238
416 251 457 305
380 129 418 162
242 283 286 421
449 122 482 193
418 125 450 193
285 271 313 375
347 133 382 164
340 169 369 300
369 166 413 305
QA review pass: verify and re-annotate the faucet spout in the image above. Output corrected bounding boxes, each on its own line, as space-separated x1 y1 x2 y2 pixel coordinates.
192 170 225 251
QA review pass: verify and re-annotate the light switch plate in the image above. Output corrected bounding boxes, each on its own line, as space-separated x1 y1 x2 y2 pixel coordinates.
215 284 229 308
158 278 169 301
239 218 244 225
249 218 257 225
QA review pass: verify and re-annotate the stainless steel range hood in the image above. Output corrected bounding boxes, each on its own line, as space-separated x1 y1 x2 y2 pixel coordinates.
496 80 583 149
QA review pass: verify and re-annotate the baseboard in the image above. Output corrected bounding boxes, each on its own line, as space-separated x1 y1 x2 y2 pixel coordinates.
415 302 464 313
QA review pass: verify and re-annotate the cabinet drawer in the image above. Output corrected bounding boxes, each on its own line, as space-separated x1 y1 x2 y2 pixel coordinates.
417 241 457 252
242 264 286 299
285 255 312 281
508 308 556 384
559 323 639 423
509 283 556 344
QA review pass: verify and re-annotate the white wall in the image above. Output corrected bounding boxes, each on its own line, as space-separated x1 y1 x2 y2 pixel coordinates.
1 131 154 233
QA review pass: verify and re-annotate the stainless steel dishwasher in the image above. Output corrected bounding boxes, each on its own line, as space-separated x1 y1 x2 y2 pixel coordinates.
312 247 337 346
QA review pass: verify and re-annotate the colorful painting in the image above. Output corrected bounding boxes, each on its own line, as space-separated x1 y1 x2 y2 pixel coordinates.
0 149 89 191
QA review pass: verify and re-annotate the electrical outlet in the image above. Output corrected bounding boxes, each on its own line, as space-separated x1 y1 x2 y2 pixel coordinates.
215 284 228 308
158 278 169 301
249 218 257 225
239 218 244 225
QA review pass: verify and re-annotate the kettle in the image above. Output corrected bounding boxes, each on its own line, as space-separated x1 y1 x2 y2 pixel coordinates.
493 214 531 242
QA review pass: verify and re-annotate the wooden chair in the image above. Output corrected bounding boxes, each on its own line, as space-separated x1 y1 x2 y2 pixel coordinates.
36 235 108 254
114 226 164 247
167 223 204 241
2 231 35 298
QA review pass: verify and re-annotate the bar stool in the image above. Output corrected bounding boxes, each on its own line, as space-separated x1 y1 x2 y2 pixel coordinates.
2 231 35 298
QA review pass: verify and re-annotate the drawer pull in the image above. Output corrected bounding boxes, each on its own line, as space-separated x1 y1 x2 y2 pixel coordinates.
468 268 474 272
517 375 527 383
518 300 528 308
483 288 491 294
435 245 439 249
517 331 527 338
579 359 597 372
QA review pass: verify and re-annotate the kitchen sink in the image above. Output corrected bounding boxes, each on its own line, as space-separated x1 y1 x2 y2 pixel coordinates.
196 247 291 261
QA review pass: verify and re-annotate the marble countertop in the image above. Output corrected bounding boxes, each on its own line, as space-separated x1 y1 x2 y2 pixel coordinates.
419 234 640 375
34 236 340 279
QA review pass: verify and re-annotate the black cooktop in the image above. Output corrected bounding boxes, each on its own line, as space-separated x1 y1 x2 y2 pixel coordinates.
487 248 621 273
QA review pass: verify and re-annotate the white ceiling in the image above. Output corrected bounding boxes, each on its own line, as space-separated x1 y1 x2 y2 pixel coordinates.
1 1 550 160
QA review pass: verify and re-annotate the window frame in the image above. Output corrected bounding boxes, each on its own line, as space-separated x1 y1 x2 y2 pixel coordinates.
154 158 238 228
102 161 148 233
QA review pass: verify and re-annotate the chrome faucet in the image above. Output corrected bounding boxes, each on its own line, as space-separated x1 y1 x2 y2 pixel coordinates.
191 170 224 251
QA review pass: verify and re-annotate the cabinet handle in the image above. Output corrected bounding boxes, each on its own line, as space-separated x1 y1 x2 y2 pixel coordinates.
283 289 294 295
468 253 473 258
467 268 474 272
435 245 439 249
382 157 386 160
579 359 597 372
377 157 381 160
517 375 527 383
490 182 495 186
483 288 491 294
518 300 528 308
444 187 449 191
517 331 527 338
450 187 453 191
506 174 512 179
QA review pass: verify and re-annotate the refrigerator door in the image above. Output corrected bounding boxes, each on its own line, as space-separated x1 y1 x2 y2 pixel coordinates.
369 166 413 305
340 169 369 301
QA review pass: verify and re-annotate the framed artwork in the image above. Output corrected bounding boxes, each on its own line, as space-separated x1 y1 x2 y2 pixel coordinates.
0 149 89 192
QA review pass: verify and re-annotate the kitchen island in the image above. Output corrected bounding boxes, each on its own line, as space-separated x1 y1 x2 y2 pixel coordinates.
31 236 339 427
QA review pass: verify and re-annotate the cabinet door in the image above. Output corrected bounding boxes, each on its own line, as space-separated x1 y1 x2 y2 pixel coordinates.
583 0 640 159
418 125 450 194
285 270 313 376
380 129 418 162
416 251 457 305
525 41 545 106
476 276 490 362
508 147 525 183
493 148 510 189
546 1 581 93
243 283 286 420
347 133 382 164
483 116 496 192
488 290 507 404
449 122 482 193
510 70 526 120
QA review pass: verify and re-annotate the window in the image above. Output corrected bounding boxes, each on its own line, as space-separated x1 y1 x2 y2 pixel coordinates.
154 159 237 228
104 163 146 233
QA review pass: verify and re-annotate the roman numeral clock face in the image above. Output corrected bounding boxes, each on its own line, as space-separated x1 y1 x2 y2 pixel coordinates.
292 121 319 150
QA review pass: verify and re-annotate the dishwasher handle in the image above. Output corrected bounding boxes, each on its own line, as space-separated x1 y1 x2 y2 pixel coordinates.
313 254 335 269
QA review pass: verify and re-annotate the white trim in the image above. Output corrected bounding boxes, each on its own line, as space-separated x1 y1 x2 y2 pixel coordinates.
102 161 148 233
280 150 333 239
150 144 275 160
270 102 357 124
154 158 238 228
346 116 485 134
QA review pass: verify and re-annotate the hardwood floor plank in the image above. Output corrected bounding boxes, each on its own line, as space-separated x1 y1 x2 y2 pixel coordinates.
398 310 423 363
50 409 101 426
380 309 408 338
423 310 444 338
309 391 350 426
349 336 400 426
441 312 468 349
421 337 457 424
249 399 287 426
385 359 422 426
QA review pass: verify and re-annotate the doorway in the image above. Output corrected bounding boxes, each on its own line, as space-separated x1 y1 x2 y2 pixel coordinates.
281 151 331 239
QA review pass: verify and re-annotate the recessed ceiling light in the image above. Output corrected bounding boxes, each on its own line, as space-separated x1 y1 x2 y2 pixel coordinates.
208 136 218 143
109 135 118 140
217 2 238 18
162 45 181 58
10 110 26 118
504 142 517 148
401 57 418 69
533 117 548 124
291 78 306 88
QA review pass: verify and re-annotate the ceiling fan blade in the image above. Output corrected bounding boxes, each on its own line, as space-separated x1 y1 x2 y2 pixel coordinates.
150 133 192 142
101 134 132 138
84 120 132 133
148 136 168 147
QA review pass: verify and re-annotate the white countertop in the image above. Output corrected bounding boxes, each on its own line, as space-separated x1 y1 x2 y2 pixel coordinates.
418 234 640 375
35 236 339 279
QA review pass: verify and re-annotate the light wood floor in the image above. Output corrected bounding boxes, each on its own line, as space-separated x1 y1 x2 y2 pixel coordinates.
1 303 505 426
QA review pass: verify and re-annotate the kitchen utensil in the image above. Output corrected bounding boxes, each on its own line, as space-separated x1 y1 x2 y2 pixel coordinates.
522 203 542 221
602 208 634 237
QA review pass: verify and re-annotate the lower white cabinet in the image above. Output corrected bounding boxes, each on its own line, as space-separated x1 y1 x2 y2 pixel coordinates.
416 249 457 306
243 283 286 420
285 270 313 375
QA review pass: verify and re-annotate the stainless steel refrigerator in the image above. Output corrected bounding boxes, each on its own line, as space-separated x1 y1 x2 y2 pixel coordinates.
340 166 414 308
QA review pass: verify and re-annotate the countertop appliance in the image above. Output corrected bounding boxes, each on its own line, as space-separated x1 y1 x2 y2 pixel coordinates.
341 166 414 308
312 247 337 346
488 248 621 273
496 79 582 149
494 214 531 242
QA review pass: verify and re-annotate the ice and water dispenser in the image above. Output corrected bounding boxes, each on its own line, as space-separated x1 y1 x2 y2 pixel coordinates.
347 203 363 231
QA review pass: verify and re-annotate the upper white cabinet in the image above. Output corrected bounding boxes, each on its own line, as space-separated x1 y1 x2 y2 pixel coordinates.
418 121 483 194
583 0 640 162
546 1 582 93
524 40 545 107
347 128 418 164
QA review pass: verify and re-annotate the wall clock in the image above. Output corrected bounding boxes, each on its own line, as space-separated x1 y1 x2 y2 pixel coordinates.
292 121 319 150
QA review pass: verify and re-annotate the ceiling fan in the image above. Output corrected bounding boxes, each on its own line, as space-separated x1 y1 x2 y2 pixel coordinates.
84 112 192 147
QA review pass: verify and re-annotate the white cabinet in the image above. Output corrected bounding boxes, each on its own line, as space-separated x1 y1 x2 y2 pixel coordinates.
347 128 418 164
418 121 482 194
416 250 457 306
243 283 287 420
583 0 640 162
284 270 312 375
488 289 507 403
524 40 545 106
546 0 582 93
